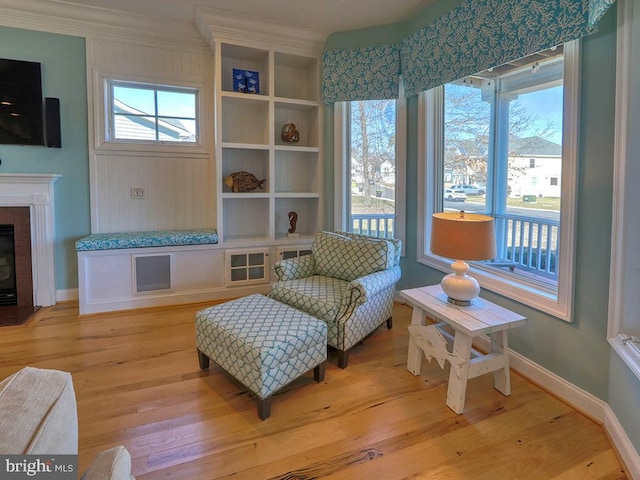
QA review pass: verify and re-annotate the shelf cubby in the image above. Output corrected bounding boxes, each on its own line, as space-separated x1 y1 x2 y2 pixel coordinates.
222 197 270 241
221 44 269 95
221 96 269 144
222 147 269 193
274 102 320 147
274 150 319 193
274 52 319 101
275 197 320 240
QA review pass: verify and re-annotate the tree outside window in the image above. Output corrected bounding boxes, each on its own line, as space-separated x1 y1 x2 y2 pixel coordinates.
348 99 397 238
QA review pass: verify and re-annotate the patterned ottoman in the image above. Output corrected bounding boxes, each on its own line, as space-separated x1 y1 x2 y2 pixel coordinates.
195 294 327 420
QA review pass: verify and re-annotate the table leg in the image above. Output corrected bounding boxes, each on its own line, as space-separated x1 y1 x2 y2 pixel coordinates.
406 307 426 375
445 331 473 414
492 330 511 396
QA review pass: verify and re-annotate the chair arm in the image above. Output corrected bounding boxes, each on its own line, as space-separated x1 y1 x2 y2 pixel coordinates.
273 255 316 281
344 266 402 307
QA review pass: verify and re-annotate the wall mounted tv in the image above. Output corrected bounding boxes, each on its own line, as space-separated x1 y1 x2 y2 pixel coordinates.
0 58 45 146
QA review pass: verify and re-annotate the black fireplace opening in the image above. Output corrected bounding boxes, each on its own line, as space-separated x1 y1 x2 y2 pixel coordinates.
0 224 17 306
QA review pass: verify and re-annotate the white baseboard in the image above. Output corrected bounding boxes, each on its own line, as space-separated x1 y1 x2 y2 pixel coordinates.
56 288 79 302
604 405 640 479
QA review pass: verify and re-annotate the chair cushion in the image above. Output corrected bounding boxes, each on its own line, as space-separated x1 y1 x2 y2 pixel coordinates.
311 231 393 282
268 276 349 324
337 231 401 267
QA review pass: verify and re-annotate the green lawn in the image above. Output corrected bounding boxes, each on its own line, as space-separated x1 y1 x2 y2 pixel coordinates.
351 195 395 214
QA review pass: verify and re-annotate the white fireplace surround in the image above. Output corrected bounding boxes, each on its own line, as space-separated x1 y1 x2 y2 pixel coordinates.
0 173 60 307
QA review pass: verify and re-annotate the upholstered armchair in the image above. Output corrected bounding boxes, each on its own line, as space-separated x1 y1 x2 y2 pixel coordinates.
269 231 402 368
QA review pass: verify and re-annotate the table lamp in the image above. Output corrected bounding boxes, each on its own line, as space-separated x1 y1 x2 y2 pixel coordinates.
430 211 496 306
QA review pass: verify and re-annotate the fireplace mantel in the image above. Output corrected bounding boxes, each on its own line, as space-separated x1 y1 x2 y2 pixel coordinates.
0 173 60 306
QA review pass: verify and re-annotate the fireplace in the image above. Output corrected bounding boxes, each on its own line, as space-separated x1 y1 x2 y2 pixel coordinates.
0 207 37 325
0 225 17 305
0 174 59 325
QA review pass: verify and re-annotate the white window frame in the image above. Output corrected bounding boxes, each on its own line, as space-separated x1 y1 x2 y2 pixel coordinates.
608 0 640 380
417 40 580 321
93 72 209 154
333 94 406 254
106 79 199 144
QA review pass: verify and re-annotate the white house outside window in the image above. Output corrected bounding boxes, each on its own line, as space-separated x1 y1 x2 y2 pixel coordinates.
107 80 199 143
418 41 579 320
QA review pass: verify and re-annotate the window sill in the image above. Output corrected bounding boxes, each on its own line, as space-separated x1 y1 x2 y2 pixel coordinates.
418 252 571 321
95 140 210 157
610 334 640 381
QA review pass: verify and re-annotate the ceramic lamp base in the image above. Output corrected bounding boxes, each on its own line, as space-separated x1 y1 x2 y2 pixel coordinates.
440 259 480 306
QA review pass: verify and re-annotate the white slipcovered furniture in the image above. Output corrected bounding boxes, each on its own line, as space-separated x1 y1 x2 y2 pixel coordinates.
0 366 135 479
269 231 402 368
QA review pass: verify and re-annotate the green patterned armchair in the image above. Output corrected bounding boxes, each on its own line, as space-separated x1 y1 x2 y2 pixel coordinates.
269 231 402 368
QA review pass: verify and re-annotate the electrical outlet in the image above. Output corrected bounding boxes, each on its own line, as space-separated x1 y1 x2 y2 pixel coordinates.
130 187 145 199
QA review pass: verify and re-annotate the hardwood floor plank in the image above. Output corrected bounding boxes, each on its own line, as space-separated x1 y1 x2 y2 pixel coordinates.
0 300 627 479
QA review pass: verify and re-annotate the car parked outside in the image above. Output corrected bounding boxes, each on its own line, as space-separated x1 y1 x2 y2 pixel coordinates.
444 188 467 202
450 184 485 195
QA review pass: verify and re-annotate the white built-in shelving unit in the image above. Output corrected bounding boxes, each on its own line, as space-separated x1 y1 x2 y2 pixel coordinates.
214 40 322 246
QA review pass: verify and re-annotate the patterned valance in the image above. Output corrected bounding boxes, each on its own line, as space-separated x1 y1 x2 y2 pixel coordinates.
401 0 616 97
322 44 401 103
322 0 615 102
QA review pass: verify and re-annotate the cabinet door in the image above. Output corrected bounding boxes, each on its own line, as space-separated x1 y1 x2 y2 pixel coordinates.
224 248 270 286
277 245 313 260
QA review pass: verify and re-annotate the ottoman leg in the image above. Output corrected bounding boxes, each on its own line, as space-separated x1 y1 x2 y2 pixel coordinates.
197 349 210 370
257 396 273 420
314 361 326 382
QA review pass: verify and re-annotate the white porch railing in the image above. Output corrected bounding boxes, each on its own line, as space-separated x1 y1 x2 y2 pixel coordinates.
351 212 559 282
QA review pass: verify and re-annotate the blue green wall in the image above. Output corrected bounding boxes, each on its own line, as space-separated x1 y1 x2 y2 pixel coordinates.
0 26 88 292
607 0 640 454
323 0 640 459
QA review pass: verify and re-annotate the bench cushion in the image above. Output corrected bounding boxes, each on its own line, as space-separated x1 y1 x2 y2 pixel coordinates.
75 229 218 251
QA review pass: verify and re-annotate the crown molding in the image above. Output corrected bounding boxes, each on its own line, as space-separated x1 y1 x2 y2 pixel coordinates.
0 0 207 51
195 6 327 57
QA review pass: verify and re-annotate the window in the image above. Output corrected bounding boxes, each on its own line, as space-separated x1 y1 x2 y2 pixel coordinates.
334 95 406 250
106 80 198 143
609 0 640 379
418 41 579 320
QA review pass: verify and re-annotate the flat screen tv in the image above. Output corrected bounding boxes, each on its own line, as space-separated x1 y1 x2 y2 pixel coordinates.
0 58 44 146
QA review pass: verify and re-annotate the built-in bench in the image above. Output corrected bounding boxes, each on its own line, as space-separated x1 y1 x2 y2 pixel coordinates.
75 228 312 316
75 229 218 251
76 229 224 315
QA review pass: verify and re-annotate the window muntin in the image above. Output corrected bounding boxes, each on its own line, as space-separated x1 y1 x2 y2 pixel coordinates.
107 81 198 143
419 41 578 320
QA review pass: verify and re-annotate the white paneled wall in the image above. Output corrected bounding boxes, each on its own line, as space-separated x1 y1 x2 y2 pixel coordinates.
91 38 208 83
88 36 215 233
93 154 214 232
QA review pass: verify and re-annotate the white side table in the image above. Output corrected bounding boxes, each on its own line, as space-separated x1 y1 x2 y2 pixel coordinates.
401 284 527 414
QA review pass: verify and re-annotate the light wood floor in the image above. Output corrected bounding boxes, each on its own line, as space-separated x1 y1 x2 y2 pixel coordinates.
0 300 628 479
